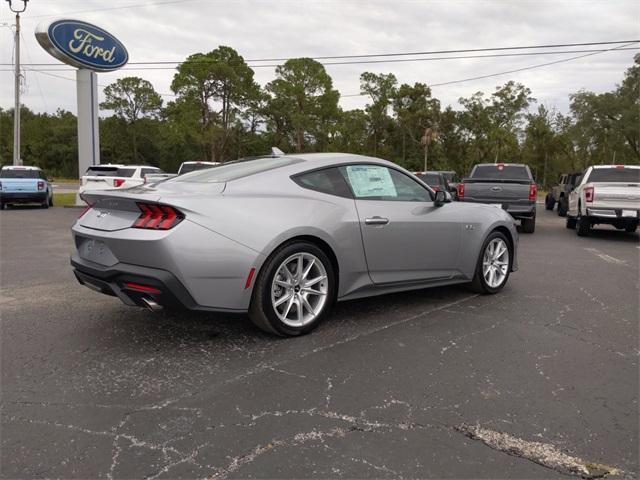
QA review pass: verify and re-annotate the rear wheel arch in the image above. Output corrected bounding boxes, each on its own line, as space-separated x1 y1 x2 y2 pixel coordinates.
255 234 340 295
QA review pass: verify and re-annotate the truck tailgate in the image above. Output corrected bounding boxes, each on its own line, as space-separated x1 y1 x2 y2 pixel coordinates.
0 178 40 193
463 180 531 204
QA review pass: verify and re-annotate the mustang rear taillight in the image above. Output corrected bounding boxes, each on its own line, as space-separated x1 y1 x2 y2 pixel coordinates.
528 183 537 201
113 178 126 187
584 186 595 203
37 181 45 191
133 203 183 230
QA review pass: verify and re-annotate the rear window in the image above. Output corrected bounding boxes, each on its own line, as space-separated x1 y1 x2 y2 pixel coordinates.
293 167 352 198
470 165 531 180
179 163 216 175
0 169 40 178
85 167 136 177
416 173 442 186
173 157 301 183
587 168 640 183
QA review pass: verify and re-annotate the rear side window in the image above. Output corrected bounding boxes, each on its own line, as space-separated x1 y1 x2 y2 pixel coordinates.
117 168 136 178
586 168 640 183
471 165 532 180
141 168 162 176
173 157 302 183
293 168 352 198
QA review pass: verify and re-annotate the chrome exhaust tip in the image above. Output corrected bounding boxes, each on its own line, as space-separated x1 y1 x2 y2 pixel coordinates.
141 297 163 312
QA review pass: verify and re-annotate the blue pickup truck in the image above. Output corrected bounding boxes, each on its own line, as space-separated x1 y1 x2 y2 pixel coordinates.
0 166 53 209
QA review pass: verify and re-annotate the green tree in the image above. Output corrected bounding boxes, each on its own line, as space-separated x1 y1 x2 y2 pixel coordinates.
171 46 260 162
100 76 163 162
360 72 397 157
265 58 340 152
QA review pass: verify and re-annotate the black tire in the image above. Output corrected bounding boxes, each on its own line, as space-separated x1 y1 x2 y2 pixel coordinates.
576 212 591 237
248 241 336 336
48 195 54 207
0 202 4 210
557 198 567 217
41 201 49 209
544 195 555 210
470 231 512 294
566 215 577 229
521 217 536 234
625 222 638 233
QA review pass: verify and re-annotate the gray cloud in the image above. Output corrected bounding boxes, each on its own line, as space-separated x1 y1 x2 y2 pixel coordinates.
1 0 637 116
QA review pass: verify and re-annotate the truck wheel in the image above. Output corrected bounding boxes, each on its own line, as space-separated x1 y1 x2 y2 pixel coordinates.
48 195 54 207
521 217 536 234
625 222 638 233
576 213 590 236
557 198 567 217
566 215 577 229
544 195 555 210
41 200 49 209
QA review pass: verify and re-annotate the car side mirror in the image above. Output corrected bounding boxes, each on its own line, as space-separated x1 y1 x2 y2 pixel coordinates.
434 190 451 206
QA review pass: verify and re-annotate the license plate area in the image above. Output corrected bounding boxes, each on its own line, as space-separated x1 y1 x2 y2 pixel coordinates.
77 237 118 266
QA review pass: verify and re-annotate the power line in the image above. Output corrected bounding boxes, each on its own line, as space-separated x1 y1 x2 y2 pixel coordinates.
341 42 637 96
2 46 637 72
25 0 201 19
2 40 637 67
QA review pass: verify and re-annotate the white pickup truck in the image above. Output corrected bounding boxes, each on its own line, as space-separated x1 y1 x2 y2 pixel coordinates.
566 165 640 236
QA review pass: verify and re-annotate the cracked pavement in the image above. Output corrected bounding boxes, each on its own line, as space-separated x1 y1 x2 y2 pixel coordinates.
1 207 638 478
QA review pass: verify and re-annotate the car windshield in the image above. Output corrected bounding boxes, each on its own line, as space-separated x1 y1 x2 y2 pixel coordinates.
173 157 302 183
179 163 216 174
471 165 531 180
0 169 40 178
86 167 136 178
587 168 640 183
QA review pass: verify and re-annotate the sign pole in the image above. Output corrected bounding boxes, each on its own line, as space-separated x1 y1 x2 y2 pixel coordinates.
75 69 100 204
13 11 22 165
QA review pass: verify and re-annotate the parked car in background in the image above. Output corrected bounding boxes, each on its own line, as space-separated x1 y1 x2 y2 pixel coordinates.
71 153 518 336
545 172 581 216
566 165 640 236
457 163 537 233
0 166 53 209
178 161 219 175
413 171 449 192
79 165 164 194
437 170 460 198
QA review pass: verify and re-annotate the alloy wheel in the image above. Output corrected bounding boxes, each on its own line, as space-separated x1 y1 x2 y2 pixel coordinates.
270 252 328 327
482 238 509 288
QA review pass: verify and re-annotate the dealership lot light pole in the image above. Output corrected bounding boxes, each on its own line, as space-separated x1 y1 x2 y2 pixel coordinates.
6 0 28 166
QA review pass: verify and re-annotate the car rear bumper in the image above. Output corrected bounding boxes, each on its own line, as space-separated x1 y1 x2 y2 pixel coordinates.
0 191 47 204
71 253 245 313
586 208 639 219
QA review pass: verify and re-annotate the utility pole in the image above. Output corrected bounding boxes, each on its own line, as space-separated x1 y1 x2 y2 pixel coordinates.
6 0 29 166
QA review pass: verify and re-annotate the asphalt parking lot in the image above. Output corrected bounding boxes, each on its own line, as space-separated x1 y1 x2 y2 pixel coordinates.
1 206 638 479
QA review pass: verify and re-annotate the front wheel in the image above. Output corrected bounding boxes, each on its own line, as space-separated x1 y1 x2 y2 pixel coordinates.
545 195 555 210
249 242 336 336
470 231 512 294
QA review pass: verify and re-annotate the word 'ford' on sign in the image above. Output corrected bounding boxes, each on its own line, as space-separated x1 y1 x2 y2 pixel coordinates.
35 19 128 72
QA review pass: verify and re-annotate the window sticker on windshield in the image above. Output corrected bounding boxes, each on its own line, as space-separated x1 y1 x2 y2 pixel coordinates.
346 165 397 198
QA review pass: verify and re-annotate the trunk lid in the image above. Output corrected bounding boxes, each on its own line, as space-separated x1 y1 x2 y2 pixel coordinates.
79 182 225 231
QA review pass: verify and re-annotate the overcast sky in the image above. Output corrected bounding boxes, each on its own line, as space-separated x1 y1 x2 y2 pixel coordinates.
1 0 638 117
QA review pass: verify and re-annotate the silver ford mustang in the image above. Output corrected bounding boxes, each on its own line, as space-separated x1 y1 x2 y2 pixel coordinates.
71 153 518 336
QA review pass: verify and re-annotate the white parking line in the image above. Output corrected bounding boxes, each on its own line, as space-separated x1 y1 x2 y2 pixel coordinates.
584 248 627 265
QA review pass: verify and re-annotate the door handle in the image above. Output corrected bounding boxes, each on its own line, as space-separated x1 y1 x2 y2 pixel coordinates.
365 216 389 225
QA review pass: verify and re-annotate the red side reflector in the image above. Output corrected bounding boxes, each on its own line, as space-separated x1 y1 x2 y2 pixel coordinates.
244 267 256 289
123 282 161 294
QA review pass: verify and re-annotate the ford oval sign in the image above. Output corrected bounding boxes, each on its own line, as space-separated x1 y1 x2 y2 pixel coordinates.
35 19 128 72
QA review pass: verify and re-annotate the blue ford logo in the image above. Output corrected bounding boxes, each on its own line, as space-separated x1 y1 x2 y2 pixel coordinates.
35 19 128 72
